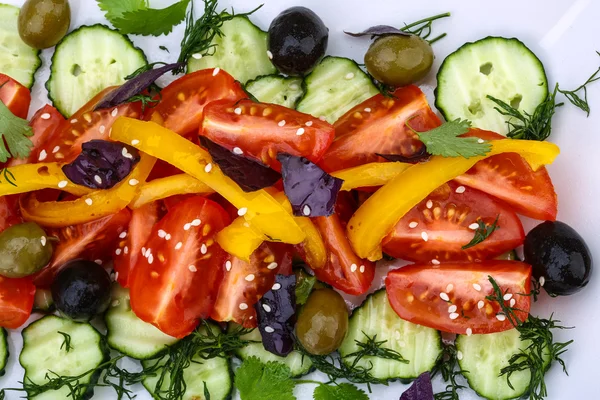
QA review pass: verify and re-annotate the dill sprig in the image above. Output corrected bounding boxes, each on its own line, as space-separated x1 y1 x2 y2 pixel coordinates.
462 214 500 250
176 0 262 74
58 331 74 353
486 276 574 400
344 332 408 366
0 168 16 187
431 342 467 400
401 12 451 44
557 52 600 116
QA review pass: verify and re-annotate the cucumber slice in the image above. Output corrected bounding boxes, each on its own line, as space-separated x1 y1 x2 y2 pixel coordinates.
187 15 276 84
339 290 442 381
296 56 379 123
435 37 548 135
47 24 147 117
142 323 232 400
245 75 304 108
105 284 178 360
231 324 313 377
19 315 109 400
0 4 41 88
0 327 7 376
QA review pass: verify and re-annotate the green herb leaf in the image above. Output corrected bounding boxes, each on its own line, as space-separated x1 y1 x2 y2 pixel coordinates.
0 101 33 163
296 274 316 305
235 356 296 400
98 0 190 36
313 383 369 400
557 52 600 116
400 12 451 44
97 0 146 21
462 215 500 250
58 331 74 353
1 168 17 187
407 118 490 158
203 381 211 400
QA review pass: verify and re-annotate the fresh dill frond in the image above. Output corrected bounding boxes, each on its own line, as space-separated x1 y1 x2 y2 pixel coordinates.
557 52 600 116
400 12 451 44
431 342 467 400
58 331 74 353
1 168 16 187
462 215 500 250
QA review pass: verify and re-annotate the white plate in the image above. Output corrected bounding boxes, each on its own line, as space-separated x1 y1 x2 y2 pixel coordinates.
2 0 599 399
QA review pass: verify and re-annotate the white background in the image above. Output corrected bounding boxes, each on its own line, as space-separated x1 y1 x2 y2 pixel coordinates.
1 0 599 399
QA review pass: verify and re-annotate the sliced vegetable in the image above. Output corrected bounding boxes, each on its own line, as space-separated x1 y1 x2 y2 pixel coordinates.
0 275 35 329
385 261 531 334
0 73 31 119
130 174 213 209
333 161 411 191
0 327 6 375
0 162 91 197
0 195 21 232
245 75 304 108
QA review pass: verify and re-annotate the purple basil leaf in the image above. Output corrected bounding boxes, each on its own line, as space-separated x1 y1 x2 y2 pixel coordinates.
94 62 183 110
255 274 296 357
200 137 281 192
345 25 410 38
62 140 140 189
277 153 343 217
376 147 431 164
400 372 434 400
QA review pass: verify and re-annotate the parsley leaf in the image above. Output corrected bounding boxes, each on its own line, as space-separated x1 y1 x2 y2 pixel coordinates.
235 357 296 400
462 215 500 250
0 101 33 163
98 0 190 36
408 119 491 159
313 383 369 400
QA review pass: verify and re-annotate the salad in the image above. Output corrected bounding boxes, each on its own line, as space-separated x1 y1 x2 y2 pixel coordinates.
0 0 596 399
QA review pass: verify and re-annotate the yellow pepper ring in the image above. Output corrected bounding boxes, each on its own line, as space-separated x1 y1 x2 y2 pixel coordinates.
0 162 92 197
347 140 560 261
332 161 411 191
130 174 214 209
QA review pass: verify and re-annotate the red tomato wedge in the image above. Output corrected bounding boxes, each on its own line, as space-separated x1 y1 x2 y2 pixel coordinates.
34 87 142 164
320 85 441 172
455 129 557 220
385 261 531 335
147 68 246 136
200 99 335 171
211 243 293 328
129 196 230 338
0 276 35 329
0 73 30 119
0 194 22 232
113 201 164 288
382 182 525 262
33 208 131 287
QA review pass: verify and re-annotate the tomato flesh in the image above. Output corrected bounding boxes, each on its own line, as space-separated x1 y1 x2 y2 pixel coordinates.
0 276 35 329
383 182 525 262
147 68 246 136
0 73 30 119
129 196 230 338
385 261 531 334
320 85 440 172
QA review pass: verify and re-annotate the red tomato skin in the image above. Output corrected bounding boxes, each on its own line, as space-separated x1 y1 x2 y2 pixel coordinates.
0 74 30 119
200 99 335 171
129 196 231 338
385 261 531 334
0 195 22 232
455 129 557 221
383 182 525 262
320 85 441 172
0 276 35 329
147 68 247 136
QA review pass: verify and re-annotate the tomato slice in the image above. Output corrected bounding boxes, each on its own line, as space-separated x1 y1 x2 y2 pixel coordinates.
319 85 441 172
200 99 335 171
129 196 231 338
0 193 22 232
113 201 164 288
147 68 246 136
34 87 142 164
386 261 531 334
0 276 35 329
211 243 293 328
0 73 30 119
455 129 557 220
382 182 525 262
33 208 131 287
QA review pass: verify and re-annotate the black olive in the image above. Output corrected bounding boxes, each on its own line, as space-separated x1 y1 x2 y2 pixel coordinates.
51 259 112 321
268 6 328 76
524 221 592 296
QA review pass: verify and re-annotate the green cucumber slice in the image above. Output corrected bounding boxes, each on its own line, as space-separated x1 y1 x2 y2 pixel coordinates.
245 75 304 108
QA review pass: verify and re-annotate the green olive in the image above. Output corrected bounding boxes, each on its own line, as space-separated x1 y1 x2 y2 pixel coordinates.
0 222 53 278
296 288 348 355
18 0 71 49
364 34 434 87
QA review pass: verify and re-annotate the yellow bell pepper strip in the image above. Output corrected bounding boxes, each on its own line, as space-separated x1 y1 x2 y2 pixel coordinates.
332 161 411 191
110 117 305 244
0 163 92 197
348 140 560 261
129 173 214 209
20 154 156 228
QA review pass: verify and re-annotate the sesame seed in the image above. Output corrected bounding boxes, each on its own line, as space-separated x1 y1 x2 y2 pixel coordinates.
466 328 473 336
131 139 140 145
52 146 60 153
278 119 286 127
148 254 154 264
141 247 146 255
264 326 275 333
239 303 248 310
448 305 457 313
124 246 129 255
71 118 78 124
238 207 248 216
191 219 201 227
359 265 365 273
266 50 273 60
364 108 372 112
38 150 47 161
432 259 440 265
122 147 133 159
446 283 454 292
99 125 106 134
95 259 103 265
94 175 103 185
478 139 485 144
477 300 485 309
158 230 167 238
245 274 255 282
192 53 203 59
204 163 212 173
469 223 480 230
473 283 482 292
226 260 232 271
421 231 429 242
290 83 300 90
426 200 433 209
305 121 313 127
510 298 516 307
539 276 546 287
201 244 208 254
234 107 242 115
41 113 51 120
58 180 68 188
115 248 122 256
296 127 305 136
85 198 93 206
213 68 220 76
267 262 278 270
129 179 139 186
272 283 281 290
184 223 191 231
503 293 513 301
175 242 183 250
40 236 47 246
350 263 357 272
233 147 243 155
409 221 418 229
262 304 271 312
188 265 197 272
303 205 311 216
111 108 118 117
496 314 507 321
457 350 463 360
345 72 355 80
455 186 466 194
119 231 127 239
440 292 450 301
165 234 171 241
449 313 459 320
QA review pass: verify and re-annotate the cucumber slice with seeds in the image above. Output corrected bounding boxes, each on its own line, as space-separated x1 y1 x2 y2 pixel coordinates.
0 327 7 376
296 56 379 123
47 24 147 117
245 75 304 108
0 4 41 88
435 37 548 136
187 15 276 84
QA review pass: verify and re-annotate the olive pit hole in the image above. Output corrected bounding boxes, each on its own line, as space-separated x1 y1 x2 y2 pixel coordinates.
479 62 493 76
71 64 83 77
468 100 482 115
510 94 523 110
